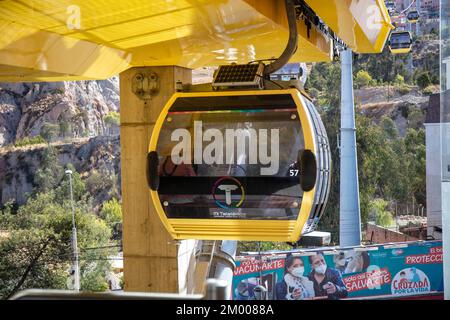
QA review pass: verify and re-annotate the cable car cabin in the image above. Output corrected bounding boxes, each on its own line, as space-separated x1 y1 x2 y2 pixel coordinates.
385 1 396 15
407 10 420 23
388 31 412 54
147 89 331 242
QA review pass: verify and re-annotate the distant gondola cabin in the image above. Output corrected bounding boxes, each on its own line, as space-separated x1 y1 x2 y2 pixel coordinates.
388 31 412 54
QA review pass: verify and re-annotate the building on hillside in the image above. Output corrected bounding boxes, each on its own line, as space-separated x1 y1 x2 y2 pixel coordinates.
364 222 425 244
422 0 439 13
106 253 123 291
392 0 439 18
393 0 411 12
424 93 444 240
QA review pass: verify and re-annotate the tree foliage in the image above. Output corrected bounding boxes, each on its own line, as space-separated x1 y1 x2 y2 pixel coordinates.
104 112 120 127
355 70 372 88
40 122 60 142
0 192 112 299
0 146 117 299
369 199 394 227
416 72 432 89
100 198 122 228
13 136 46 147
303 61 426 244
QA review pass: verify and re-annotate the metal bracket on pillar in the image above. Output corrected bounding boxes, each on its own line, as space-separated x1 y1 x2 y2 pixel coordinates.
131 72 160 100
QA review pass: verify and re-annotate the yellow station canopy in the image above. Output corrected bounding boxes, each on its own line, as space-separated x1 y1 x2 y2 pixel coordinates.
304 0 393 53
0 0 392 82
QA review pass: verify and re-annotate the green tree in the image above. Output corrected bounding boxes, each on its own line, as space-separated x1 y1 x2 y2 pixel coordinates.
55 163 86 203
395 74 405 85
104 112 120 127
355 70 372 88
59 120 71 139
40 122 60 142
380 116 399 140
100 198 122 228
0 191 112 299
369 199 394 227
14 136 46 147
416 72 431 89
34 146 63 194
407 108 424 129
307 62 342 242
300 60 426 246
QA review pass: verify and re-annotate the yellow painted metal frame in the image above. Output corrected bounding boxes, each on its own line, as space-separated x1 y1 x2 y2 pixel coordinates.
304 0 394 53
389 46 412 54
0 0 332 82
148 89 317 241
0 0 395 81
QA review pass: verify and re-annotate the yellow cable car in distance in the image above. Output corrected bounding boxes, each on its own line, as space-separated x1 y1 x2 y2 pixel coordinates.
407 10 420 23
388 30 412 54
147 88 331 242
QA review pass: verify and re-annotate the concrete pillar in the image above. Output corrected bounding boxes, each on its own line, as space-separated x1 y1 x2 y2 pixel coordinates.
120 66 195 293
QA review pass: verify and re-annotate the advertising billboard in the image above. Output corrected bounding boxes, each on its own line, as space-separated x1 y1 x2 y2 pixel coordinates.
233 241 443 300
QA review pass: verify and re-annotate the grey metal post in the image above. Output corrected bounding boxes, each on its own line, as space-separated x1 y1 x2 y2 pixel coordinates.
442 179 450 300
440 0 449 299
208 240 237 299
66 170 80 291
339 49 362 246
416 0 421 36
204 279 228 300
197 240 237 299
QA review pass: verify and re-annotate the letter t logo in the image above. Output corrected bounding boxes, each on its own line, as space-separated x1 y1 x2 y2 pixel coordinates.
218 185 238 205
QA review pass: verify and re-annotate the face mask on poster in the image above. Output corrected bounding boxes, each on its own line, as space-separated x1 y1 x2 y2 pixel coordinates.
315 264 327 275
291 267 305 278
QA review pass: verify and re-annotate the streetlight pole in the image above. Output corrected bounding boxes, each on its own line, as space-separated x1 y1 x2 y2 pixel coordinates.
66 169 80 291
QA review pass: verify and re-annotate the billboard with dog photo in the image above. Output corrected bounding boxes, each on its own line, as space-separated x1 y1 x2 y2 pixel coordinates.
232 240 443 300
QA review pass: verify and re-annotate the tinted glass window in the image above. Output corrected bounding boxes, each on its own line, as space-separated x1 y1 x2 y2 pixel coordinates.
155 94 305 220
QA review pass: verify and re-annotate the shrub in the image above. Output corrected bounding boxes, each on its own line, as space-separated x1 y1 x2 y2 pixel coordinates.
100 198 122 227
104 112 120 126
355 70 372 88
369 199 394 227
395 85 411 95
423 85 435 95
395 74 404 85
14 135 46 147
416 72 431 89
40 122 60 142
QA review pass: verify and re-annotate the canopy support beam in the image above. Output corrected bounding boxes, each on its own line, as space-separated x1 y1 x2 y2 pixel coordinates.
120 66 195 293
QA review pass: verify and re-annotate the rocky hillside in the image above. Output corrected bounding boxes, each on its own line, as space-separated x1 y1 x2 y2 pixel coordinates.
0 136 120 207
0 77 120 208
0 78 119 146
355 85 432 136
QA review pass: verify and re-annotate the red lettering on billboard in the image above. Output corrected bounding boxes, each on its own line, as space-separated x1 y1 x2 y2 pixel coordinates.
343 268 391 293
234 259 284 276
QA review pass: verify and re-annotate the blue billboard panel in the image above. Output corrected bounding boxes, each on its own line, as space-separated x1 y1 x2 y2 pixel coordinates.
233 241 443 300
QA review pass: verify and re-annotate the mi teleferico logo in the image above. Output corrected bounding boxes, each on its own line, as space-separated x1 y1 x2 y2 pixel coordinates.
212 177 245 209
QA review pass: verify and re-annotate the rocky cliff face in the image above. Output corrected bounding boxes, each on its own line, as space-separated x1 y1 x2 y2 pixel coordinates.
0 136 120 207
0 78 119 146
0 77 120 207
355 85 430 136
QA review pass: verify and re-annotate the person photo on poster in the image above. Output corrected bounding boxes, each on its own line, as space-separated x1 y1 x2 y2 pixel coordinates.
308 253 348 300
275 254 315 300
